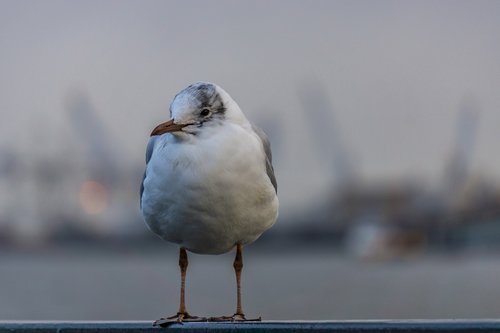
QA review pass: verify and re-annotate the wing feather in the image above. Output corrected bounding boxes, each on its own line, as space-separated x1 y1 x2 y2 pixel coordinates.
252 125 277 193
140 137 159 207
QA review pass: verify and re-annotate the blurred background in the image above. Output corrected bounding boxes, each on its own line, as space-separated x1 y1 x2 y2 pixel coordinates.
2 0 500 321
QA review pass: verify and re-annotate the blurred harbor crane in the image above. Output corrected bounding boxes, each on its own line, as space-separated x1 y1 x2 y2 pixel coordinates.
65 89 121 187
442 98 480 197
297 80 357 189
62 89 143 237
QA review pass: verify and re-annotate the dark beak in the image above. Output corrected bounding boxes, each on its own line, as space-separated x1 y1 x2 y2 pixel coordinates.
150 119 188 136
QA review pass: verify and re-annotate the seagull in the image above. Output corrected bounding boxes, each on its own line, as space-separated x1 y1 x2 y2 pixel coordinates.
140 82 279 325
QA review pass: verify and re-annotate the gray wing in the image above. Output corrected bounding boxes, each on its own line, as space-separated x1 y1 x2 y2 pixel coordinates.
140 136 158 207
252 124 277 193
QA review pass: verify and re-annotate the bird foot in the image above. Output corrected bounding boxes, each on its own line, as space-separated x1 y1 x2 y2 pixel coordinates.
153 312 208 327
209 313 261 322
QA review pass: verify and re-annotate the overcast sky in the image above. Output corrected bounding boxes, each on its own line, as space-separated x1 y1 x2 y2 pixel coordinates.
1 0 500 214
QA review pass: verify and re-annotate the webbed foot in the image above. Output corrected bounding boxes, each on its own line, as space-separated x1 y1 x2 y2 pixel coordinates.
153 312 208 327
209 313 261 322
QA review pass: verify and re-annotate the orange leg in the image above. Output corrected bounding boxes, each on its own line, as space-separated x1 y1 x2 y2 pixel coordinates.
209 244 261 322
154 248 207 326
234 243 244 318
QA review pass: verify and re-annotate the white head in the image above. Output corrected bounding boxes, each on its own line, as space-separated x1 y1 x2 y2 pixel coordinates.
151 82 248 137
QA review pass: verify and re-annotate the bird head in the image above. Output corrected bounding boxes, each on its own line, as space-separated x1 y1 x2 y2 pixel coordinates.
151 82 247 137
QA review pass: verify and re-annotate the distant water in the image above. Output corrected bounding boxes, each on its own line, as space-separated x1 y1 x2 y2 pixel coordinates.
1 247 500 320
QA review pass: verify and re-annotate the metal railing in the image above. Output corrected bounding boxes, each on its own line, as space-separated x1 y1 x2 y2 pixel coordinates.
2 320 500 333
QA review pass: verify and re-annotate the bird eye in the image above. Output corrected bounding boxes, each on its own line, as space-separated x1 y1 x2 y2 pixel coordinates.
200 108 211 117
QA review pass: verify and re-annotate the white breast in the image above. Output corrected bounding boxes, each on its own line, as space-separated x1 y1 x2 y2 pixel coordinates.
141 123 278 254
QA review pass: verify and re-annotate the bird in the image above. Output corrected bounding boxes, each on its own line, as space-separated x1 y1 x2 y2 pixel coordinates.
140 82 278 325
